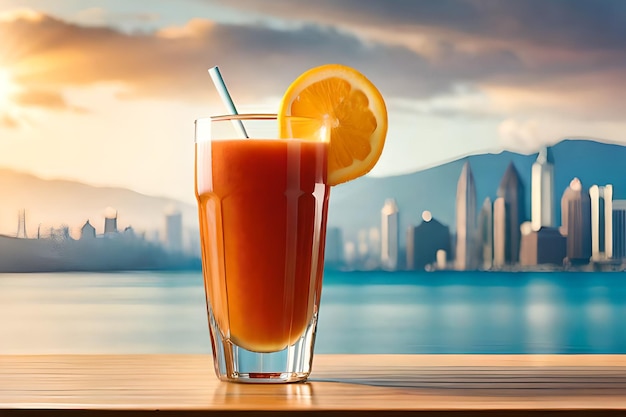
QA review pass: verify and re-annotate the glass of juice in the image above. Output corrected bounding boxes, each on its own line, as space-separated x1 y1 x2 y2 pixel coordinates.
194 113 330 383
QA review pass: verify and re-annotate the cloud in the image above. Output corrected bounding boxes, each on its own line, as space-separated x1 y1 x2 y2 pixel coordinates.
0 111 19 128
498 118 544 152
1 10 448 106
0 7 543 107
207 0 626 53
201 0 626 118
9 88 88 113
13 89 66 109
0 3 625 128
71 7 160 28
0 8 44 23
390 86 496 119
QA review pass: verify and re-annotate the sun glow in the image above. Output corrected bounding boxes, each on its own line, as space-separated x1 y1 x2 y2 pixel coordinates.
0 68 17 109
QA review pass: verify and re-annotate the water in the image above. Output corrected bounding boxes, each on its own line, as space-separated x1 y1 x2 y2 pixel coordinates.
0 270 625 354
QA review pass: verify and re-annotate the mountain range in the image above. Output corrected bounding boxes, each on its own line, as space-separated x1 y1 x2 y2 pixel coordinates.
1 139 624 249
0 168 198 241
327 139 626 246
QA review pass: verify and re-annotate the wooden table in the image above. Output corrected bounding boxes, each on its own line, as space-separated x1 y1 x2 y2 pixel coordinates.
1 355 626 416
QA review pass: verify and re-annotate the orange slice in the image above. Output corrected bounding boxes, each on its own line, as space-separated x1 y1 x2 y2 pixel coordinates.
278 64 387 186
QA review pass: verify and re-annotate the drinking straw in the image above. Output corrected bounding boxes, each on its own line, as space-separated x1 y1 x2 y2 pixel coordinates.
208 66 249 138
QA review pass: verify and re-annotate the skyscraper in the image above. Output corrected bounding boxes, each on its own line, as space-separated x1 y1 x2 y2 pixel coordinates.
478 197 493 270
80 220 96 240
589 184 613 261
16 209 27 238
367 227 381 266
455 161 477 270
531 147 555 231
406 211 451 271
324 227 344 267
493 197 506 267
165 210 183 253
519 225 566 266
104 207 118 235
406 226 416 270
560 178 591 264
612 200 626 260
381 198 399 270
493 162 525 265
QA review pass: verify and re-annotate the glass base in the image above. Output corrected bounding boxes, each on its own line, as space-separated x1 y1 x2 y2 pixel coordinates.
208 310 318 383
218 371 310 384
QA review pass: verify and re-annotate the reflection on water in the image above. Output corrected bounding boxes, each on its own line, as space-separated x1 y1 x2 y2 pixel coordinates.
0 270 624 354
0 272 208 354
319 271 626 354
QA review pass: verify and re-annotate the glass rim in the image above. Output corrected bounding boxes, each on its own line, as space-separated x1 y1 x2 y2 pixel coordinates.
195 113 329 143
210 113 276 122
196 113 321 122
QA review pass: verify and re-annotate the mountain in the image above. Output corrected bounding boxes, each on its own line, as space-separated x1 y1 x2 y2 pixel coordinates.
2 138 624 250
0 169 198 240
328 139 626 246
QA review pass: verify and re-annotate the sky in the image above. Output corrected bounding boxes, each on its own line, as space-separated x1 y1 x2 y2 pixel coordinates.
0 0 625 204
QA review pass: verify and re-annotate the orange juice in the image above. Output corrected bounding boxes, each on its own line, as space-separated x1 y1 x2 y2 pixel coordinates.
195 138 329 353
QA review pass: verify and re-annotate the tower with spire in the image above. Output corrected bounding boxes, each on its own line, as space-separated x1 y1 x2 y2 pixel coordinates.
493 162 525 266
478 197 493 270
531 146 555 231
455 161 478 270
589 184 613 261
561 178 592 264
380 198 399 270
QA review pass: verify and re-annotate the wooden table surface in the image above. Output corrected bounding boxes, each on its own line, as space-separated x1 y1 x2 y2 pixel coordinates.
1 354 626 416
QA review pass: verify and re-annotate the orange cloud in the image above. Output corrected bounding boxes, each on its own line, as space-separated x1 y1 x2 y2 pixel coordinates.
156 18 215 39
0 112 19 128
1 11 353 106
0 5 625 128
13 89 66 109
0 9 467 107
0 12 220 104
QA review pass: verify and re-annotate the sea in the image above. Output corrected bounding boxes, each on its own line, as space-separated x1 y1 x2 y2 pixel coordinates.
0 270 625 354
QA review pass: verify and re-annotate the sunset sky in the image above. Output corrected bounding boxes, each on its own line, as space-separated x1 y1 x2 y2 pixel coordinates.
1 0 625 204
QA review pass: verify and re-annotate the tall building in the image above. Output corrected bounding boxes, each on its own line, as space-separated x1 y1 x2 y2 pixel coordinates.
589 184 613 261
493 197 506 267
324 227 344 267
560 178 591 264
353 228 382 270
612 200 626 260
104 208 118 235
406 226 416 270
455 161 477 270
406 211 451 271
355 230 366 259
478 197 493 270
80 220 96 240
165 210 183 253
343 241 357 268
367 227 381 266
531 147 555 231
381 198 399 270
493 162 525 266
16 209 27 238
520 226 566 266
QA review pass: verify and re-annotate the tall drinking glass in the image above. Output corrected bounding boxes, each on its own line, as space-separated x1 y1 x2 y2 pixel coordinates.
194 114 330 383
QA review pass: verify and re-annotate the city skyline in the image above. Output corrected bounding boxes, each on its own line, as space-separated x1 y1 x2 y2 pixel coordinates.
0 203 200 272
4 203 196 248
4 136 626 272
335 143 626 272
1 1 626 205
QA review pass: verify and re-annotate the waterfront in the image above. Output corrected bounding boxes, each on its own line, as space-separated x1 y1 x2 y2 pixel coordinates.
0 270 625 354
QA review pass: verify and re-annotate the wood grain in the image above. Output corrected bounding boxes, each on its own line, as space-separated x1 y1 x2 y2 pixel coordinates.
1 355 626 416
